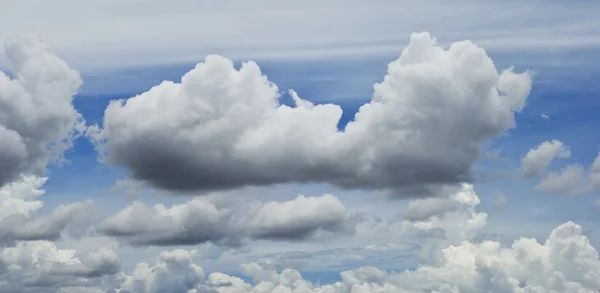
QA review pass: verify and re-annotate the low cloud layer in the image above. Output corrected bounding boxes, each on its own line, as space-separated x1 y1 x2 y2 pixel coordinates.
101 194 361 247
0 35 84 187
104 186 600 292
26 185 600 293
88 32 532 196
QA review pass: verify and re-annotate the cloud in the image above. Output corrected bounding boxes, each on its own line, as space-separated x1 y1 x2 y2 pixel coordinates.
534 152 600 195
111 223 600 293
399 184 489 261
0 35 84 187
88 32 532 197
6 184 599 293
116 249 206 293
521 139 571 177
105 186 600 293
0 176 94 245
101 194 361 247
0 240 119 292
3 1 600 71
244 194 363 241
100 197 237 247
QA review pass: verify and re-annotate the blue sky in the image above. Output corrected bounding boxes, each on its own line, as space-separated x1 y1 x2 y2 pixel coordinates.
2 1 600 292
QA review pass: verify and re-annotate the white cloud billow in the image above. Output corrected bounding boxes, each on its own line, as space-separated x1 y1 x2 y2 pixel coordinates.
0 35 85 187
116 249 205 293
521 139 571 177
88 32 532 196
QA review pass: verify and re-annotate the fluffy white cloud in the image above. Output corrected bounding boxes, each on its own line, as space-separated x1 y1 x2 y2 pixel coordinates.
0 240 119 292
0 35 84 187
116 249 206 293
521 139 571 177
535 152 600 195
0 176 94 245
88 32 532 197
101 194 361 247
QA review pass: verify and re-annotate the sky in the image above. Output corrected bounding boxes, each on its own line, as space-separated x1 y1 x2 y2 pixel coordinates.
1 0 600 292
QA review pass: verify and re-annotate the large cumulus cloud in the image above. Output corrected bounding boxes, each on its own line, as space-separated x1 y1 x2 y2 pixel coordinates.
0 35 84 187
88 32 532 196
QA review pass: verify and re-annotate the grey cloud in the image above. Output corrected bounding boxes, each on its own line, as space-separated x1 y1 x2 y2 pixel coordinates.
88 32 532 197
100 199 239 247
0 35 84 187
100 194 362 247
245 194 364 241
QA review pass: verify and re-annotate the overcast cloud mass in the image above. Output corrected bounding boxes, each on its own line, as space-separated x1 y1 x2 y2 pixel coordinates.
1 1 600 292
